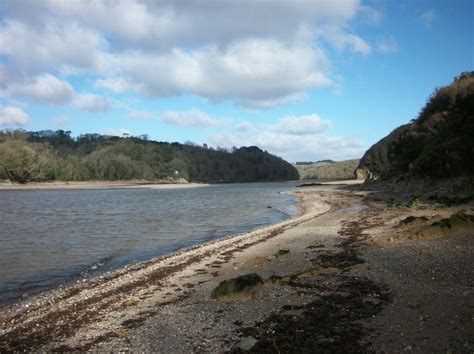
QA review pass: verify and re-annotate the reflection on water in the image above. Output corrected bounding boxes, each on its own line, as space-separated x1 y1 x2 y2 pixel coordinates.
0 182 297 306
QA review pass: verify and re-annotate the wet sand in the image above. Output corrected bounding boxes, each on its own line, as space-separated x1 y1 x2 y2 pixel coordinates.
0 180 207 190
0 182 472 352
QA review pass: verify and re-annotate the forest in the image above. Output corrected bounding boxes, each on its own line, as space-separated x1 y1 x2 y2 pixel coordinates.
0 130 299 184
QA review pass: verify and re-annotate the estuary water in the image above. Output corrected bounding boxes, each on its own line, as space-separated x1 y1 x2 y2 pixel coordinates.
0 182 298 307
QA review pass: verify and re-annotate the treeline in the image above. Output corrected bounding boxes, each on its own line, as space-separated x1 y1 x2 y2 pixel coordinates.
0 130 299 183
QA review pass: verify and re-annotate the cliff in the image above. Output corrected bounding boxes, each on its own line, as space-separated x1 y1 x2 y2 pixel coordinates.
357 72 474 181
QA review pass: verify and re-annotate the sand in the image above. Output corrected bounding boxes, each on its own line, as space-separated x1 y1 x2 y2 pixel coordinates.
0 182 472 352
0 180 208 190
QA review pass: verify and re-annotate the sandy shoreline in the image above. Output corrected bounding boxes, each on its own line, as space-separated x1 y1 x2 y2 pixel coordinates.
0 182 472 352
0 180 208 190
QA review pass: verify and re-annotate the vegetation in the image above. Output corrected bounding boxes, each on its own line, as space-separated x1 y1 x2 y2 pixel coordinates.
294 159 359 180
358 72 474 180
0 130 299 183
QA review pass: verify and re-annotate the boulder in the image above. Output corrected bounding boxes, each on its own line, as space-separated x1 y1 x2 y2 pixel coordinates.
211 273 264 301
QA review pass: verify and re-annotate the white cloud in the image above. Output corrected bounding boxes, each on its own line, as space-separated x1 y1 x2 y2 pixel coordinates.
1 0 372 109
211 129 365 162
161 108 224 127
0 20 105 74
209 113 365 161
102 128 132 137
360 5 382 24
376 38 399 54
319 28 372 56
338 34 372 55
236 121 253 132
8 0 360 48
105 39 332 108
73 93 111 112
255 132 365 161
0 106 32 126
95 77 135 94
420 9 437 29
6 74 74 104
273 114 332 135
2 72 110 112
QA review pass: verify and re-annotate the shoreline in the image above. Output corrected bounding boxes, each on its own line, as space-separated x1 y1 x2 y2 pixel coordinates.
0 180 208 190
0 182 472 352
0 185 328 349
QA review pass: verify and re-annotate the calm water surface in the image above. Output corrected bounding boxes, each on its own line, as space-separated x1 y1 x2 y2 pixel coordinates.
0 182 298 306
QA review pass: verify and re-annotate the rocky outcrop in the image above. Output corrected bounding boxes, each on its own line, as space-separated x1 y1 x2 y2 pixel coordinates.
358 72 474 180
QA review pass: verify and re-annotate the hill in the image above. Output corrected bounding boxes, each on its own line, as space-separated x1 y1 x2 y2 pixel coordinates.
294 159 359 180
357 72 474 181
0 130 298 184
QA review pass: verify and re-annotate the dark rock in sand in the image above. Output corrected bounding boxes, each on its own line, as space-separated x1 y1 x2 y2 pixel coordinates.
275 249 290 259
211 273 264 301
399 215 428 226
237 336 257 351
297 182 323 187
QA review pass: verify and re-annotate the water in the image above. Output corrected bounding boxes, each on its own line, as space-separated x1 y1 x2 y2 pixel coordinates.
0 182 298 307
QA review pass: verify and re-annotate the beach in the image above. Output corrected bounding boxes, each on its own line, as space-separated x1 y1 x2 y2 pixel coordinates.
0 181 208 190
0 182 472 352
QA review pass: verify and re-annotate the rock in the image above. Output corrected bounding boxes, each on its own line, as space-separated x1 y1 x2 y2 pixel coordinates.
398 215 428 227
238 336 257 351
409 303 422 310
448 212 474 234
267 275 291 285
122 298 138 307
356 168 373 181
406 196 425 209
211 273 264 301
410 212 474 240
410 225 444 240
20 293 28 300
275 249 290 259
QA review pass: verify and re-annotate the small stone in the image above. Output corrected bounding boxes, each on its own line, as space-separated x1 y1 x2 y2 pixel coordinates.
408 303 422 310
238 336 257 351
123 298 138 307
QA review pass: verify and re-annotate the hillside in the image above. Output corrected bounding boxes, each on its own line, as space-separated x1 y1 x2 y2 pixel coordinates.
294 159 359 180
358 72 474 180
0 130 298 184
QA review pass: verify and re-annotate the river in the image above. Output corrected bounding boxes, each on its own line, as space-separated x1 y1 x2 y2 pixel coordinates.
0 182 298 307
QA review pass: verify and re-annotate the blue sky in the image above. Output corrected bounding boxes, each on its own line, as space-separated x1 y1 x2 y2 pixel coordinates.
0 0 472 162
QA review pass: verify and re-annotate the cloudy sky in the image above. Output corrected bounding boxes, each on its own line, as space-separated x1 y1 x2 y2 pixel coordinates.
0 0 472 162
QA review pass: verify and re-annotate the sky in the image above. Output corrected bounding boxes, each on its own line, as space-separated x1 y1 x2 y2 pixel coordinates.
0 0 472 162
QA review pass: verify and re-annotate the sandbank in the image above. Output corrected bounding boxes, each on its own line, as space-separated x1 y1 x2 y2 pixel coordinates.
0 180 208 190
